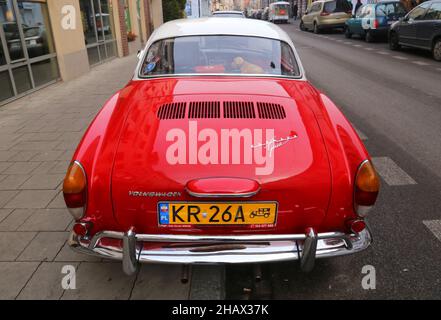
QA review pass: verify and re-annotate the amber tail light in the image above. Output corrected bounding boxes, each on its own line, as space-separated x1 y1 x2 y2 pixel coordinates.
354 160 380 217
63 161 87 220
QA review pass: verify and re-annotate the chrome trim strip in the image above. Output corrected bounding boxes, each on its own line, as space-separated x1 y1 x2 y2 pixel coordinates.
185 187 261 198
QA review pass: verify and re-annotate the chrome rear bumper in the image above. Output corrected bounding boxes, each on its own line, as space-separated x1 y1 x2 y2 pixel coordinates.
68 228 372 275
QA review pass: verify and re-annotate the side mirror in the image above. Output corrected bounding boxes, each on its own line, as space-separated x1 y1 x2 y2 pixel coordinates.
137 49 144 60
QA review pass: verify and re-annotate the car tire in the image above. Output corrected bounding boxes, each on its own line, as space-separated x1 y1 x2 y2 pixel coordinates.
313 22 320 34
389 31 401 51
345 27 352 39
365 30 374 43
433 38 441 61
300 20 306 31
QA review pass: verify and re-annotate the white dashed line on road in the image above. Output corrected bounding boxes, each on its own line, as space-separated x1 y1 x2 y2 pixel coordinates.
392 56 408 60
364 47 374 51
353 44 362 47
423 220 441 242
412 61 430 66
377 51 390 55
436 68 441 72
371 157 417 186
344 42 352 45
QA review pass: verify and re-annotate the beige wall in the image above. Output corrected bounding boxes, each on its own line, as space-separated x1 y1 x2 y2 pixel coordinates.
151 0 163 29
111 0 124 57
128 0 142 54
47 0 90 81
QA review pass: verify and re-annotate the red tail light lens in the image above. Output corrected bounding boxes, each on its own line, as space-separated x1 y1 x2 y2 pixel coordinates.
347 219 366 233
320 12 330 16
63 161 87 220
373 19 379 29
354 160 380 216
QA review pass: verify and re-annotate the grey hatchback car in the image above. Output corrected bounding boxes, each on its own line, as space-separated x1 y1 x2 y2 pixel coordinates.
389 0 441 61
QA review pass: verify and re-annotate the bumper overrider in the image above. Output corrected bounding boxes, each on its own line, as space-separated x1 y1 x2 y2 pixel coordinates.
68 226 372 275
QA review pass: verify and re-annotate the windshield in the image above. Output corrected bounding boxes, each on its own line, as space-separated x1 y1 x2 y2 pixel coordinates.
324 0 352 13
140 35 300 77
375 2 407 18
213 12 243 17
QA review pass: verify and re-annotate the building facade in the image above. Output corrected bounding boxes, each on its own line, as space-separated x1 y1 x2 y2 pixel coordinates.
0 0 163 105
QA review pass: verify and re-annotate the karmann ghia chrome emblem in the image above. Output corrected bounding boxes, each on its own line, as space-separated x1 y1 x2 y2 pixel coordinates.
128 191 182 197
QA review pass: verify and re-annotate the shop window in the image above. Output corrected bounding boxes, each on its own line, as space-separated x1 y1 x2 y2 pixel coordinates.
31 57 58 87
0 71 14 102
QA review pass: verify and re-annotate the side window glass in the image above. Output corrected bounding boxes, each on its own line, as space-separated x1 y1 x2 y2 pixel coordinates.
424 3 441 20
407 3 430 21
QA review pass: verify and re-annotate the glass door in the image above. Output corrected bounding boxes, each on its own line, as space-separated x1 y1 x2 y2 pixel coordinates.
80 0 117 66
0 0 59 105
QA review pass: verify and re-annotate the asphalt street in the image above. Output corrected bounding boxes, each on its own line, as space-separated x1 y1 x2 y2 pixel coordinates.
226 21 441 299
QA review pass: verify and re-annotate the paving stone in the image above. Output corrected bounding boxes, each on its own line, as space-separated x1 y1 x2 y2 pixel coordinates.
19 174 64 190
0 175 31 190
7 151 40 162
31 161 57 174
18 208 72 231
0 232 36 261
0 209 13 223
0 190 18 207
0 162 13 173
17 262 79 300
2 162 41 175
19 132 61 142
61 262 137 300
31 150 65 162
4 190 58 209
47 191 67 209
11 141 60 151
0 209 34 231
18 232 68 262
0 151 19 161
49 161 69 174
0 262 39 299
131 264 190 300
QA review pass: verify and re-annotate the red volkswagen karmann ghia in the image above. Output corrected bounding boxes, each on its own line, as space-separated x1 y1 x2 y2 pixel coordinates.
64 18 380 275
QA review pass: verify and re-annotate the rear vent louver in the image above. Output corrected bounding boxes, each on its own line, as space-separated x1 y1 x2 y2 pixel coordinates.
157 101 287 120
157 102 186 120
223 101 256 119
257 102 286 119
188 101 220 119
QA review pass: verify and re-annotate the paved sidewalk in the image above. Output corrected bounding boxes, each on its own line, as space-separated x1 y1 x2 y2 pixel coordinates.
0 55 222 300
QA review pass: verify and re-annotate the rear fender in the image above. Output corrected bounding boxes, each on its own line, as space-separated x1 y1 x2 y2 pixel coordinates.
312 93 370 232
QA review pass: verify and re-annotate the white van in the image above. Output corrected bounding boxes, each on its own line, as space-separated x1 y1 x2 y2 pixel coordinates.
269 1 290 23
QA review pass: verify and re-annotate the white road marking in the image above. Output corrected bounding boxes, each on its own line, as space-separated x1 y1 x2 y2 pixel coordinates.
364 47 374 51
436 68 441 72
353 44 362 47
344 42 352 45
412 61 430 66
377 51 390 55
392 55 408 60
423 220 441 242
371 157 417 186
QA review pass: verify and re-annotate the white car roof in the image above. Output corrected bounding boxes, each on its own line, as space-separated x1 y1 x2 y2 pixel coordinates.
146 18 293 45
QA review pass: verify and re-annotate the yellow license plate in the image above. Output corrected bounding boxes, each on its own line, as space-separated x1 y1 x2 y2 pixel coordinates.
158 202 277 225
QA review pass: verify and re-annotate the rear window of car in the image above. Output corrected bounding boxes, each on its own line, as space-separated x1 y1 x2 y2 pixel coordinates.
323 0 352 13
375 2 407 17
213 12 243 17
140 35 301 77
